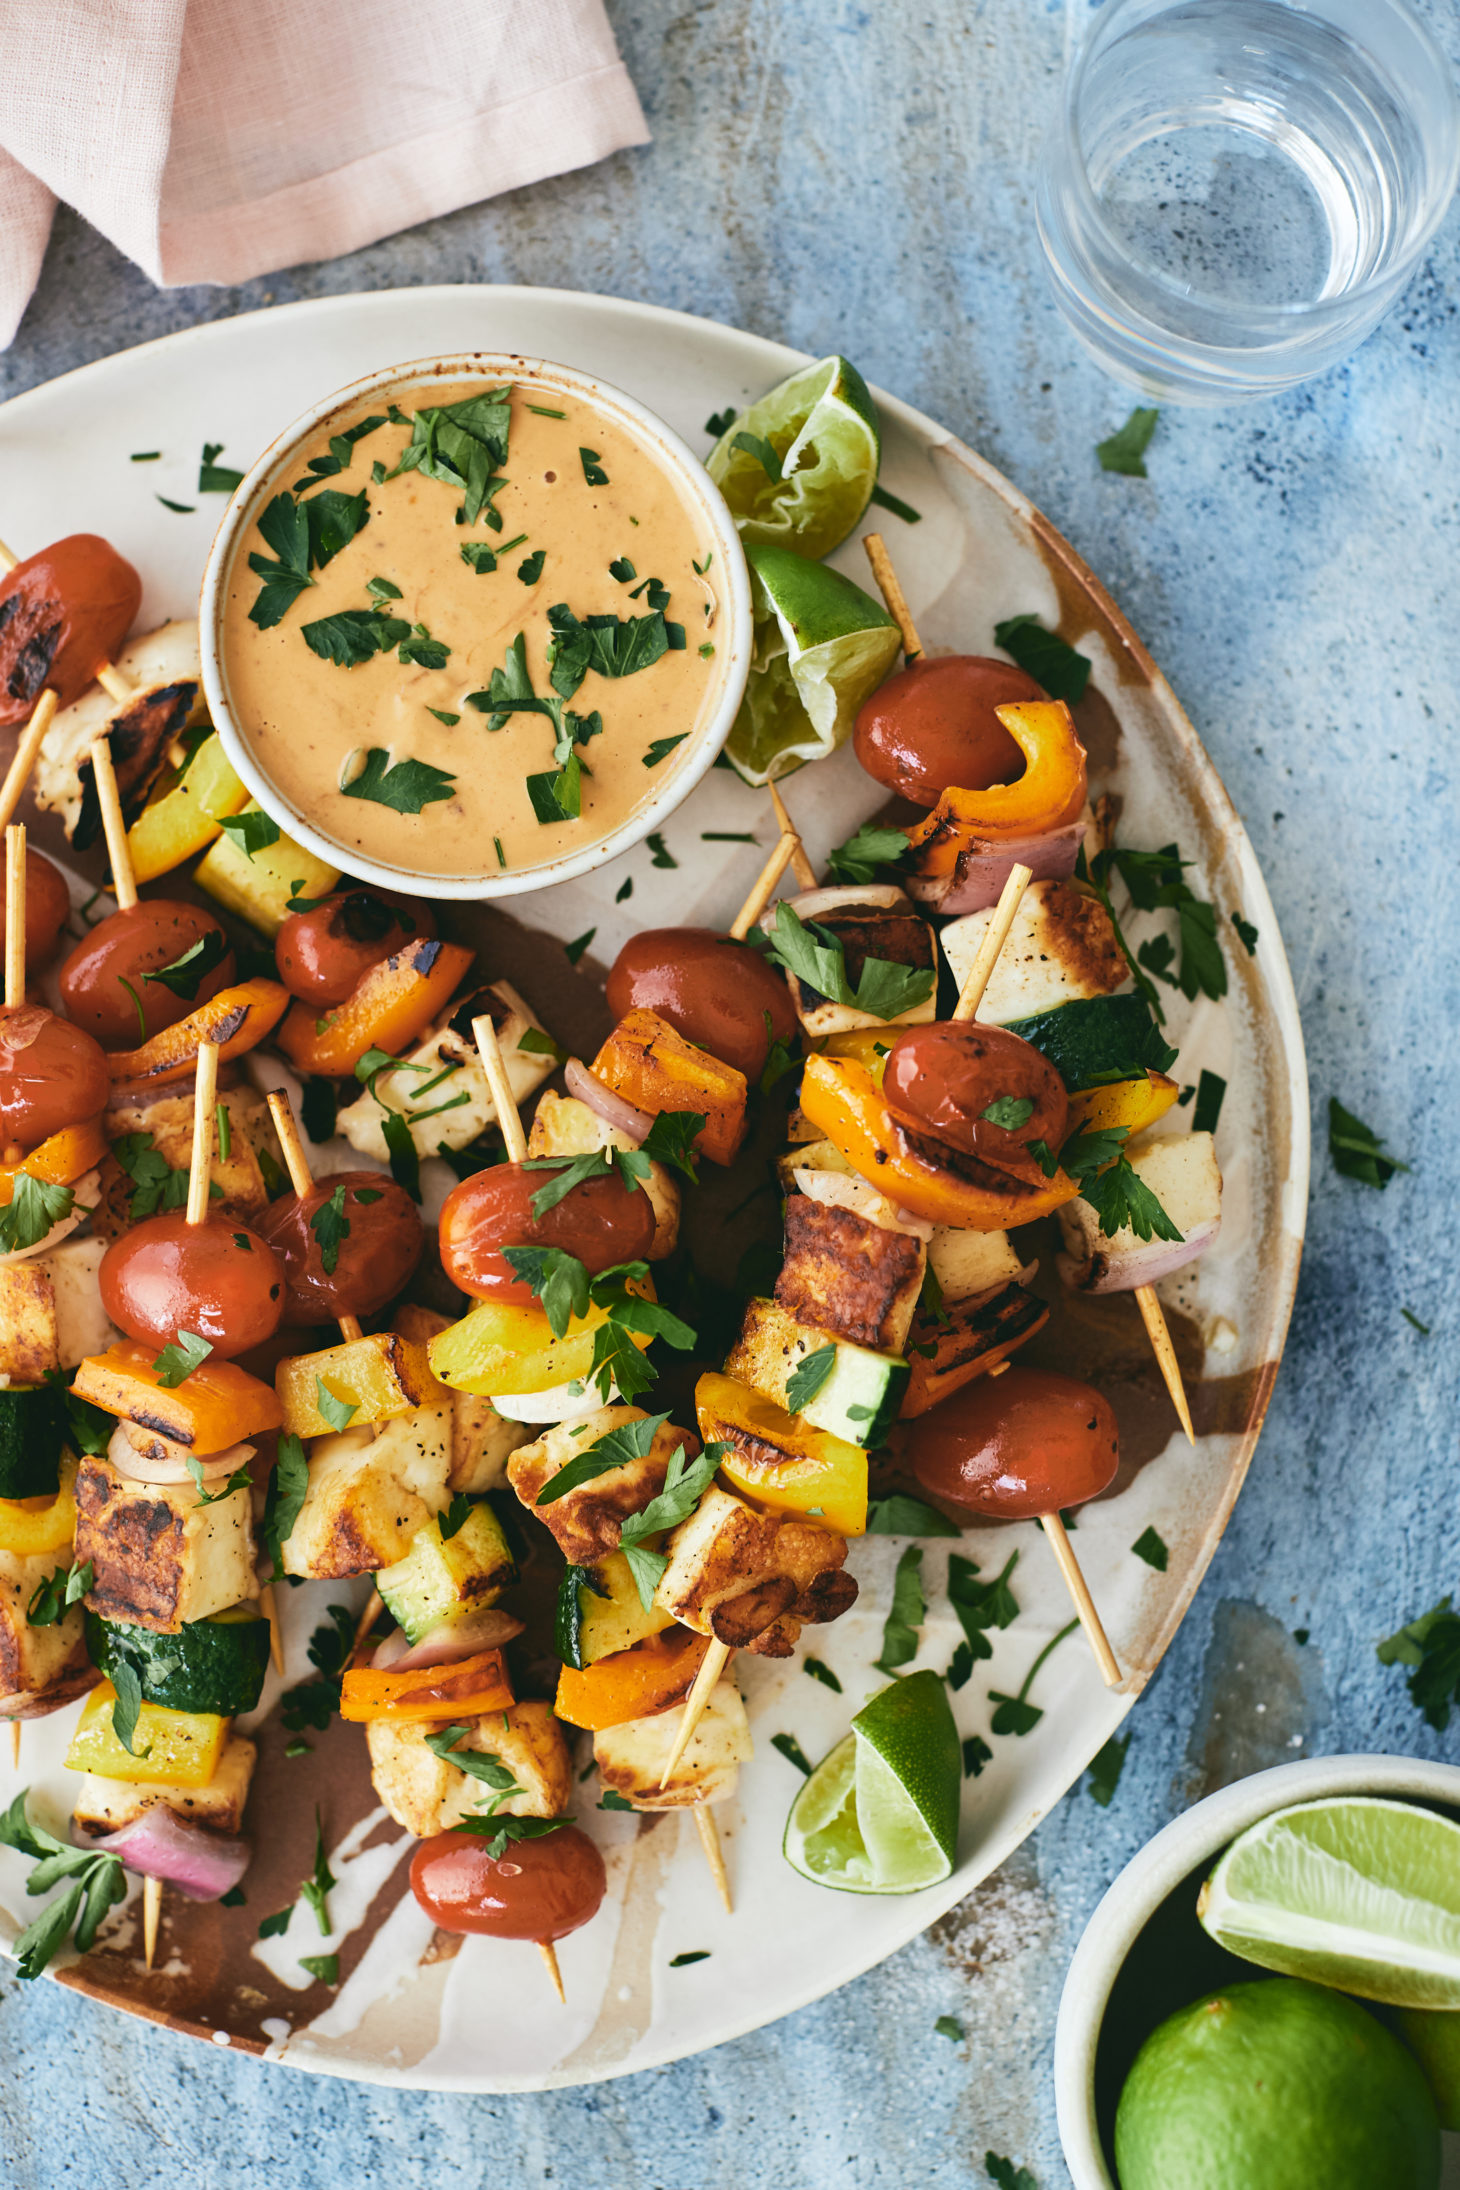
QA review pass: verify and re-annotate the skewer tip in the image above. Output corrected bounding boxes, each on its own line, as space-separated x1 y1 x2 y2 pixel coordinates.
143 1873 162 1969
693 1801 733 1914
8 1718 19 1769
537 1937 566 2002
1134 1283 1196 1446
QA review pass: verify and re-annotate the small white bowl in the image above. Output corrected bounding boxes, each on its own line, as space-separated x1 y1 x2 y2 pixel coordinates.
1055 1753 1460 2189
198 352 754 900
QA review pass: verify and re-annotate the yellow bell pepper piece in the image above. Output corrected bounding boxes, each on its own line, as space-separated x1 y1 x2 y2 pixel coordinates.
276 1332 440 1438
1066 1070 1180 1141
64 1680 228 1787
0 1455 76 1557
127 733 250 884
818 1026 892 1082
695 1370 867 1536
428 1278 657 1398
193 804 340 938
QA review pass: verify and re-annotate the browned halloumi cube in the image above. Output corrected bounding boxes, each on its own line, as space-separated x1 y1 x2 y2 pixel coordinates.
281 1406 453 1580
76 1456 258 1632
40 1236 123 1367
776 1193 925 1353
392 1305 531 1492
507 1406 695 1566
654 1485 857 1654
72 1734 258 1838
93 1082 276 1242
0 1261 58 1382
594 1682 752 1810
366 1701 571 1838
0 1549 93 1706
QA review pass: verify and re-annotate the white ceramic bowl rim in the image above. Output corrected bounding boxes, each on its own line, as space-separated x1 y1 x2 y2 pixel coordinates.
1054 1753 1460 2190
197 351 755 900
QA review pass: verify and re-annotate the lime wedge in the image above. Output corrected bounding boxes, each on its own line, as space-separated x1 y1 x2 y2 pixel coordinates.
1198 1796 1460 2008
783 1669 960 1894
724 542 901 786
708 355 881 562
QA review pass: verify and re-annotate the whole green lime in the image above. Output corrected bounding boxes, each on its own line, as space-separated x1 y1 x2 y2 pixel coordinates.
1396 2007 1460 2131
1114 1977 1440 2190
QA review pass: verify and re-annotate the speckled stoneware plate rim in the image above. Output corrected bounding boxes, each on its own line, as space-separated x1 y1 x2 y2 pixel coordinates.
198 349 754 898
1053 1754 1460 2189
0 284 1309 2092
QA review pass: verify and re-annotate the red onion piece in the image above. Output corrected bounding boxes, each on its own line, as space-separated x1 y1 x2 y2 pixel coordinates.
372 1608 525 1671
1057 1215 1221 1295
907 820 1085 916
87 1806 251 1900
564 1057 654 1143
788 883 910 922
107 1423 254 1488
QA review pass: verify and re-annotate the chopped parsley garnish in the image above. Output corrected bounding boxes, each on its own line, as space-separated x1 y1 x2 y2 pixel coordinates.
1087 1732 1131 1806
517 548 545 585
1132 1526 1169 1571
869 483 922 524
770 1733 813 1776
935 2015 964 2042
802 1657 842 1692
110 1130 219 1221
156 495 195 514
646 832 676 869
826 820 910 886
1402 1308 1431 1335
564 928 596 965
427 707 460 726
185 1453 253 1506
262 1433 310 1580
1095 842 1227 1007
874 1545 926 1674
1329 1098 1410 1189
761 900 934 1022
1081 1153 1183 1244
258 1906 293 1938
988 1619 1077 1736
280 1603 355 1732
705 408 737 437
981 1095 1034 1131
143 928 230 1001
110 1661 147 1756
617 1441 724 1608
153 1330 213 1388
0 1173 73 1255
963 1735 993 1779
546 601 671 697
294 416 387 492
986 2154 1038 2190
131 450 160 461
702 831 757 842
215 1103 232 1160
526 759 582 825
609 557 636 581
341 748 457 815
1096 407 1159 476
1192 1069 1226 1136
579 447 609 486
1231 910 1259 955
217 809 281 860
865 1494 960 1537
384 389 511 524
300 1807 336 1936
993 614 1090 705
944 1551 1020 1689
731 431 781 481
314 1379 356 1434
785 1345 836 1414
0 1790 127 1977
670 1949 711 1967
527 404 566 419
642 733 688 769
616 877 633 903
26 1559 92 1627
1377 1598 1460 1729
247 495 312 626
299 1954 339 1986
198 442 244 494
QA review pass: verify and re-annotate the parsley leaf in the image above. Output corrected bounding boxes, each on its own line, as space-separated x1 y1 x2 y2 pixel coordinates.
503 1245 591 1339
875 1545 926 1674
731 431 782 481
762 900 934 1022
142 928 230 1001
599 1788 635 1812
869 483 922 524
1087 1732 1130 1807
153 1330 213 1388
518 549 545 585
314 1379 357 1434
341 748 456 815
1329 1098 1410 1189
963 1735 993 1779
1377 1598 1460 1730
198 442 245 494
387 390 512 523
826 821 911 886
546 601 671 698
770 1733 813 1775
993 615 1090 705
26 1559 92 1627
643 734 688 769
639 1109 704 1184
280 1604 355 1733
988 1620 1077 1737
185 1455 253 1506
947 1552 1020 1676
1231 910 1259 956
301 607 409 666
258 1906 294 1938
865 1494 960 1537
935 2014 964 2042
803 1657 842 1691
1192 1069 1226 1136
299 1953 339 1986
1096 407 1159 476
986 2154 1038 2190
535 1411 671 1508
524 1147 651 1218
785 1345 836 1414
246 493 314 627
981 1095 1034 1131
0 1791 127 1977
705 408 737 437
0 1173 73 1255
1098 842 1227 1005
299 1807 336 1936
262 1433 309 1580
579 447 608 486
618 1443 725 1609
1083 1154 1183 1243
309 1183 350 1277
110 1660 148 1756
217 809 281 860
1132 1526 1169 1571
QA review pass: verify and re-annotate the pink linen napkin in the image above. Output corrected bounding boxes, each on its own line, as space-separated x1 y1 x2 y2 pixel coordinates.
0 0 648 348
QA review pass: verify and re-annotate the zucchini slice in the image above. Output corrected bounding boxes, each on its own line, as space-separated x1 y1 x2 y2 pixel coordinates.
1005 993 1177 1092
377 1501 517 1644
0 1383 65 1499
85 1603 270 1716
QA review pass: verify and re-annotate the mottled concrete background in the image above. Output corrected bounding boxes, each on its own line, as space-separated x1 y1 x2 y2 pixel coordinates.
3 1 1458 2183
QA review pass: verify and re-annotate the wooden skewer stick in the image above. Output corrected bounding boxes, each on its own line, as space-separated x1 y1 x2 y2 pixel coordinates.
1135 1284 1195 1447
951 863 1034 1023
693 1801 732 1913
728 833 799 941
659 1637 731 1790
537 1938 566 2002
0 537 133 707
9 1720 19 1768
862 532 922 662
88 735 139 912
767 778 817 891
472 1012 529 1165
1042 1513 1122 1689
4 824 25 1010
0 688 58 836
143 1873 162 1970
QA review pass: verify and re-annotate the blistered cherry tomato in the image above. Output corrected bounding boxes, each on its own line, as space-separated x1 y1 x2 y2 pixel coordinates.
439 1160 655 1303
0 535 142 725
410 1824 606 1942
276 890 435 1007
908 1367 1119 1519
853 656 1045 807
256 1172 423 1323
882 1022 1068 1180
58 900 236 1048
0 1007 109 1148
606 927 797 1079
98 1213 284 1358
0 846 70 973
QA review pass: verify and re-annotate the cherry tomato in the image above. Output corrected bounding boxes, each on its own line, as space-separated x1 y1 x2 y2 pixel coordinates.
882 1022 1068 1180
606 926 797 1080
98 1213 285 1358
853 656 1045 807
256 1172 423 1323
0 536 142 725
908 1367 1119 1519
410 1824 606 1941
439 1161 655 1303
58 900 236 1049
0 846 71 973
0 1008 109 1148
276 890 436 1007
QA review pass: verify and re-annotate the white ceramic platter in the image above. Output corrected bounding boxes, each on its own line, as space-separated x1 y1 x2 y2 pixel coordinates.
0 286 1308 2090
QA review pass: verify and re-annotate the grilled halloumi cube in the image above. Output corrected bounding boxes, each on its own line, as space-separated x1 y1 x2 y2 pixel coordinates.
94 1083 277 1241
76 1457 257 1633
281 1405 453 1580
528 1090 680 1258
781 886 938 1038
655 1485 856 1655
941 878 1125 1026
391 1305 530 1492
1057 1131 1223 1291
927 1226 1023 1302
594 1682 752 1809
34 622 206 843
0 1548 92 1704
507 1405 691 1566
366 1701 571 1838
776 1192 925 1353
336 980 557 1163
0 1261 57 1381
71 1734 257 1839
39 1236 123 1367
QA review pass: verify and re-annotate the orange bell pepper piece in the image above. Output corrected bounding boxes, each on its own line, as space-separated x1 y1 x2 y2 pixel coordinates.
106 978 289 1086
72 1341 283 1454
338 1647 513 1723
0 1116 107 1199
905 701 1088 876
276 938 474 1078
554 1628 710 1731
590 1009 748 1166
800 1051 1082 1232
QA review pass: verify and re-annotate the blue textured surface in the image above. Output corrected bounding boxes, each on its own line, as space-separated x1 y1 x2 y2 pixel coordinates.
2 2 1458 2182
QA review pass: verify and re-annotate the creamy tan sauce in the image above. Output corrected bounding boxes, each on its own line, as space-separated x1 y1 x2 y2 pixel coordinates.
222 380 724 882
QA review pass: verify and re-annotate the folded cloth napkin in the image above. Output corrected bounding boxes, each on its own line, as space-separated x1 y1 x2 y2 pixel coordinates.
0 0 648 348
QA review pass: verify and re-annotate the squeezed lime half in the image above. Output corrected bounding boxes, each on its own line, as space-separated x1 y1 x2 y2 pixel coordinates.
783 1669 960 1894
707 355 880 562
724 541 900 786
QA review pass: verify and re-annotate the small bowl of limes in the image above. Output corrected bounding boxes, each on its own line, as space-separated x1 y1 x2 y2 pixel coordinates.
1055 1754 1460 2190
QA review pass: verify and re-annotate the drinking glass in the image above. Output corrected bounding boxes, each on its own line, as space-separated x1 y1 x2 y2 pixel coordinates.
1036 0 1460 403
